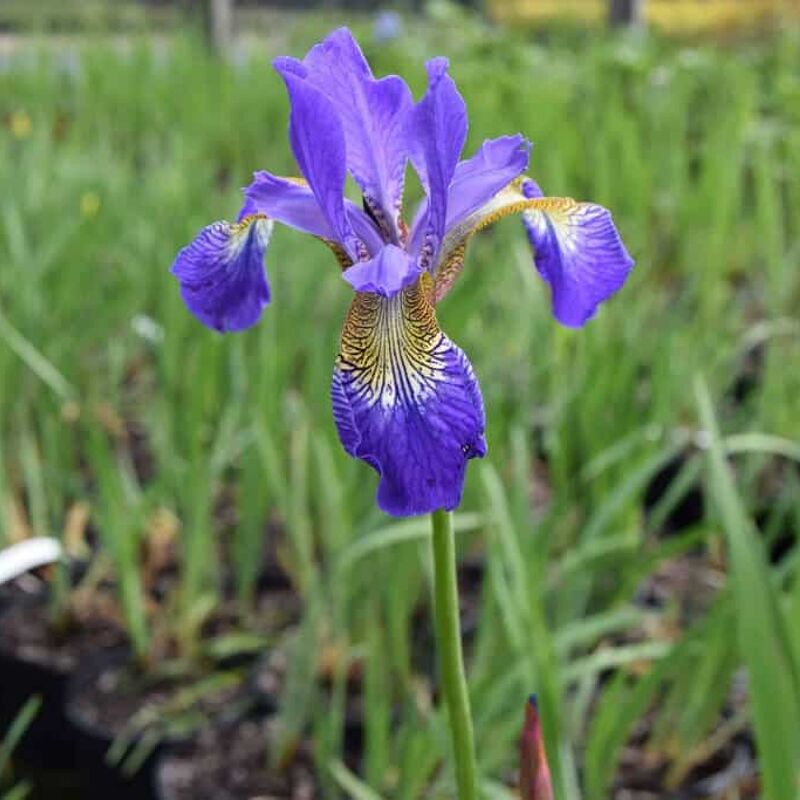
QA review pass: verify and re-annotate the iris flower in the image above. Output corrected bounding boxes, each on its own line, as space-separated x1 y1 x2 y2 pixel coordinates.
171 28 634 517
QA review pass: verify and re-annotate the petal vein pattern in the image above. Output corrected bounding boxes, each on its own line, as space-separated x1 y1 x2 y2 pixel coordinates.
433 179 537 303
277 69 362 259
431 179 634 322
332 276 486 516
408 58 468 270
523 197 635 327
282 29 412 237
171 215 273 333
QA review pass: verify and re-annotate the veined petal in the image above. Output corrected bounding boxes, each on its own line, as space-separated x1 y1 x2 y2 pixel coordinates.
447 135 531 228
243 172 384 255
409 135 531 258
522 176 544 200
291 28 413 238
408 58 467 270
332 275 486 517
342 244 421 297
523 198 634 327
431 178 634 323
171 215 273 333
432 178 542 303
244 172 331 237
273 65 362 260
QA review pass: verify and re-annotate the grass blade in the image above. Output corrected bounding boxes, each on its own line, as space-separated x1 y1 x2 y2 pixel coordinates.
695 375 800 799
329 761 386 800
0 696 41 777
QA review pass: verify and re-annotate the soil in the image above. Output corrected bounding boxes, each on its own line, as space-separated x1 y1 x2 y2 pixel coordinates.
613 697 759 799
0 585 125 674
155 717 318 800
66 648 256 742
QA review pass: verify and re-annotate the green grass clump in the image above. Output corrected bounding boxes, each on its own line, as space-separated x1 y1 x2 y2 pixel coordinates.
0 14 798 799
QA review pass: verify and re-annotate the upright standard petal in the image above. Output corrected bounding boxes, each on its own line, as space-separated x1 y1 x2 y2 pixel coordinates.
171 215 273 333
523 198 634 327
446 135 531 229
407 58 467 270
273 66 362 260
290 28 413 238
342 244 421 297
332 275 486 517
409 135 531 259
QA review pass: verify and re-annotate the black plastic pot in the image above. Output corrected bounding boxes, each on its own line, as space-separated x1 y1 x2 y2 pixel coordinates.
0 593 81 783
643 451 705 536
65 641 268 800
63 648 165 800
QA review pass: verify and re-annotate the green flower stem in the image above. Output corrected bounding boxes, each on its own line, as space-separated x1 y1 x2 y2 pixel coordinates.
430 508 478 800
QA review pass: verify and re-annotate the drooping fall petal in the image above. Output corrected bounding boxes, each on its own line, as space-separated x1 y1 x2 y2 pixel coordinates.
430 178 634 319
331 275 486 516
523 198 635 327
171 215 273 333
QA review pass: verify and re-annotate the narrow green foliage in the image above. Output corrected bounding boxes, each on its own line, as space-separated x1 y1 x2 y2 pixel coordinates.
0 696 41 800
695 377 800 799
0 697 41 780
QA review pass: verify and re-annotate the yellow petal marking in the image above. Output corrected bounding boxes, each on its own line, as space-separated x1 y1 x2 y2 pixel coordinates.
337 273 451 409
229 213 273 256
432 178 579 304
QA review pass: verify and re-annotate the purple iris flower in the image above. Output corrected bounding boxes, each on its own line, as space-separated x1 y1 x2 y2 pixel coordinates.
171 28 634 517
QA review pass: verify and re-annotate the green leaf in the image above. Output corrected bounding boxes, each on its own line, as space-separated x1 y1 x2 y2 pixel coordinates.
0 696 41 780
695 376 800 799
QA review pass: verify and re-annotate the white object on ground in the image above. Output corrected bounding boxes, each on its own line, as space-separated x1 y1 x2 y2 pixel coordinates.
0 538 63 586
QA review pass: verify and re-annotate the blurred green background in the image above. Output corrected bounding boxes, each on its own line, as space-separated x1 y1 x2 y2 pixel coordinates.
1 1 799 798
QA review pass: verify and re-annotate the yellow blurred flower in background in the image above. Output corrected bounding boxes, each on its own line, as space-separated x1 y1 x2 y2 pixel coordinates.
9 110 32 140
80 191 101 218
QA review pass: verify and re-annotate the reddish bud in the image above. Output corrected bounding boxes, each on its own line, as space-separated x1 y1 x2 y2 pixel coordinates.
520 695 554 800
